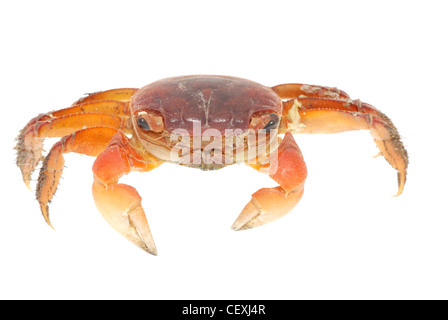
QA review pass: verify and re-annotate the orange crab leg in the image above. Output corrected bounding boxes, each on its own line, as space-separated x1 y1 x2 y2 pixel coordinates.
282 96 408 195
71 88 138 105
37 113 124 137
272 83 351 100
21 96 133 133
16 111 127 189
92 131 163 255
36 127 119 228
16 87 137 187
232 132 307 230
27 100 130 125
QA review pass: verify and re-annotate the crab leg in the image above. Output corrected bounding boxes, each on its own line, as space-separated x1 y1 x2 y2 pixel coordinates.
272 83 351 100
71 88 138 105
92 131 163 255
16 87 137 189
232 132 307 230
16 109 127 189
36 127 119 228
19 90 135 136
281 96 408 195
26 100 130 125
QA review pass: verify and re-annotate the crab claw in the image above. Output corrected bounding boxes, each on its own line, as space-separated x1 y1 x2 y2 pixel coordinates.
92 182 157 255
232 186 304 230
232 133 307 231
91 131 162 255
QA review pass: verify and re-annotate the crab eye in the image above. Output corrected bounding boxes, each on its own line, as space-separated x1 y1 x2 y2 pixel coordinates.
137 117 151 131
263 113 279 130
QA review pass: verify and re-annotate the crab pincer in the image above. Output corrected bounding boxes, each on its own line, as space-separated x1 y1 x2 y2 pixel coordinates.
91 131 161 255
232 132 307 230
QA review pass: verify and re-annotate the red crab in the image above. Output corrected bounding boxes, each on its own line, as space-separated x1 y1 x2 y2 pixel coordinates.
16 75 408 255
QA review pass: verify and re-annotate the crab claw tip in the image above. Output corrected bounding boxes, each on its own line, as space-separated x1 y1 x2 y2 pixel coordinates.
231 200 261 231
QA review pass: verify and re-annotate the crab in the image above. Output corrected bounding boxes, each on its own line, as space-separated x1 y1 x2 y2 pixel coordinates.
16 75 408 255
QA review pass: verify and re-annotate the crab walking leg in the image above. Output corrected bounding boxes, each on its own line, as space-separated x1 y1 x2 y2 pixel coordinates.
92 131 162 255
283 97 408 195
16 111 126 189
71 88 138 105
36 127 119 228
232 133 307 230
272 83 351 100
24 100 130 126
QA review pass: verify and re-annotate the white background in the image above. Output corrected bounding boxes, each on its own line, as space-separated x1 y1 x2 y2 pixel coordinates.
1 0 447 300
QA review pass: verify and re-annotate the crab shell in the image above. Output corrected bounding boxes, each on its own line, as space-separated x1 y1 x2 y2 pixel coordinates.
130 75 283 167
130 75 282 134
